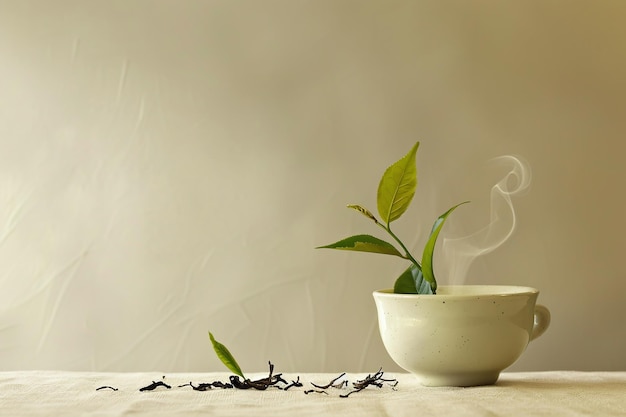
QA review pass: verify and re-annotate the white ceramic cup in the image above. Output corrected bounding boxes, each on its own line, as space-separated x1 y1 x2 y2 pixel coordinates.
373 285 550 387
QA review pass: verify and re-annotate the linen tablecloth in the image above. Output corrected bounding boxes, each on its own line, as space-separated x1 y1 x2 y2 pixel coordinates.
0 371 624 416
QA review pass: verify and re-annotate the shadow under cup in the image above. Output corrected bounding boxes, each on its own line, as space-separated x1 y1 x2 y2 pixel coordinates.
373 285 550 387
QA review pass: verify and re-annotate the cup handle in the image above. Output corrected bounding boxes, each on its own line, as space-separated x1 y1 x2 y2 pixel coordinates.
530 304 551 341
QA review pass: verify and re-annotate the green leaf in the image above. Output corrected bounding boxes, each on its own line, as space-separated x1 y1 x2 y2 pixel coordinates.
393 263 433 294
209 332 245 379
316 234 404 258
377 142 420 224
421 201 469 292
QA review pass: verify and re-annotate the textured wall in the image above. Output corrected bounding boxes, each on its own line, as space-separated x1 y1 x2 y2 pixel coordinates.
1 1 625 372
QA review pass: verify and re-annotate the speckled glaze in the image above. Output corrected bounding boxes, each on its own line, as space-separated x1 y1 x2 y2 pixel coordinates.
373 285 550 387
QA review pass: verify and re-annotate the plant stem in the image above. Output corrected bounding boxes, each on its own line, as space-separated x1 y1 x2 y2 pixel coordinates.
377 223 421 269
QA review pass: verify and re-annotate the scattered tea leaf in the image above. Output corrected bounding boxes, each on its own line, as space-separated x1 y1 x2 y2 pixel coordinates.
311 372 347 389
228 362 288 390
283 377 303 391
340 368 397 398
139 380 171 392
178 381 234 391
304 389 329 395
95 386 118 391
178 382 212 391
96 367 398 398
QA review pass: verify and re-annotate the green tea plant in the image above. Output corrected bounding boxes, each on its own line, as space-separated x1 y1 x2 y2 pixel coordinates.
317 142 467 294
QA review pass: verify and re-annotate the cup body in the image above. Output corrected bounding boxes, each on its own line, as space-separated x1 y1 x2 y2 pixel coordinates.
373 285 549 387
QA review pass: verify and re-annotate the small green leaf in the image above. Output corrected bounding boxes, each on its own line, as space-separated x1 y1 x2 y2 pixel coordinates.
377 142 419 224
393 264 417 293
316 234 404 258
209 332 245 379
421 201 469 292
347 204 379 224
394 263 433 294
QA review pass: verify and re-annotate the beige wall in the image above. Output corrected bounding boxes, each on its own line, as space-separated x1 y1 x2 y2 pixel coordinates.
0 0 624 372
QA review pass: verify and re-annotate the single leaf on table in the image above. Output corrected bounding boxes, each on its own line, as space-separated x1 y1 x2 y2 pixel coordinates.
421 201 470 293
209 332 245 379
316 234 404 258
394 263 433 294
377 141 419 225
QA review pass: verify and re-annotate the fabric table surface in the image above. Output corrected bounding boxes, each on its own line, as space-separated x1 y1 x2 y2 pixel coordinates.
0 370 624 416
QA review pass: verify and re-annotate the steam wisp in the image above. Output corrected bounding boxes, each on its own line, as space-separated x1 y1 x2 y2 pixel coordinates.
442 155 531 285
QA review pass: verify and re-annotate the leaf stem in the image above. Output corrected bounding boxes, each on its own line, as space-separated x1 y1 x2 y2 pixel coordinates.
377 223 421 269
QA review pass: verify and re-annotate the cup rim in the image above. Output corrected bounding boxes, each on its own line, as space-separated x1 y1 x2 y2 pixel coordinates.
373 285 539 299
